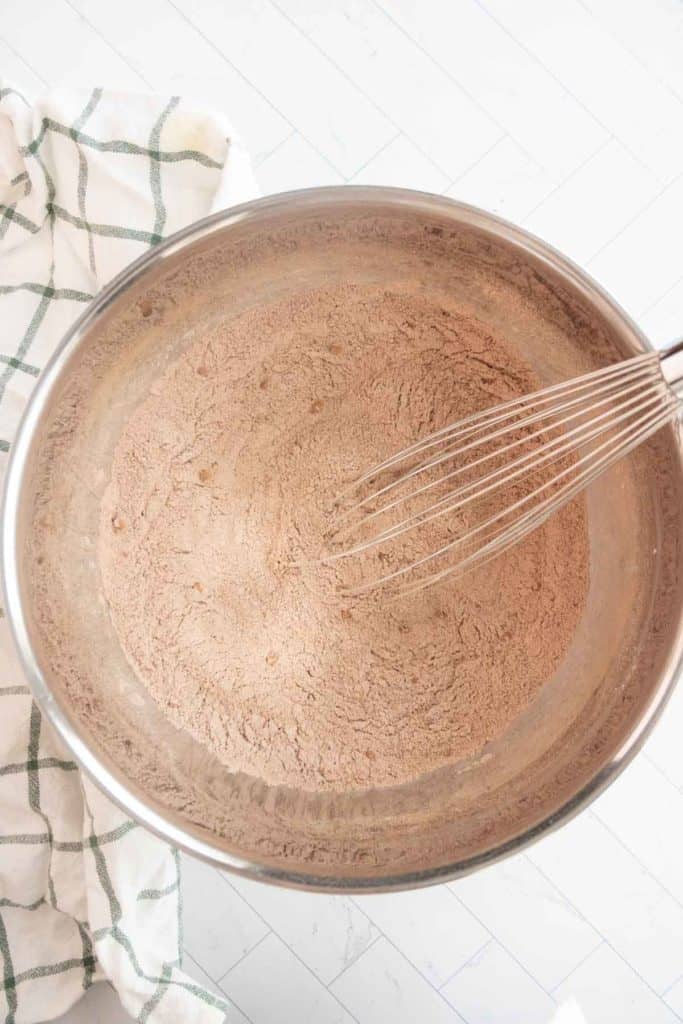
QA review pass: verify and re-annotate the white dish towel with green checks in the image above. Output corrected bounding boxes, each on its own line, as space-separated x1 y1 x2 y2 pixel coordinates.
0 82 257 1024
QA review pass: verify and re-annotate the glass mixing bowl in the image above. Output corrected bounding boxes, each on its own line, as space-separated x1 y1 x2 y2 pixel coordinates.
4 187 683 891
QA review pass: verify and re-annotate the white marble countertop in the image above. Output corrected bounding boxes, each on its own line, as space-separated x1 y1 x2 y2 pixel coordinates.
4 1 683 1020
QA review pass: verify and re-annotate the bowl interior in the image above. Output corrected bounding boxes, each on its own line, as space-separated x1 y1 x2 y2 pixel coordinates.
13 193 683 888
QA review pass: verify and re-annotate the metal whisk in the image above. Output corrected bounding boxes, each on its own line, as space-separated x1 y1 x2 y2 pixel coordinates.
328 340 683 596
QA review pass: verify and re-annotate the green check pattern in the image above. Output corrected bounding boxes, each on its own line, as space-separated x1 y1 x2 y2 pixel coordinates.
0 81 256 1023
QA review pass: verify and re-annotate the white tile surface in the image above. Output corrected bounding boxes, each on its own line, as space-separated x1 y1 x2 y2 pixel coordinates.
592 756 683 905
639 279 683 351
449 135 556 222
483 0 683 182
588 176 683 318
352 884 489 987
644 681 683 789
524 138 660 264
452 853 601 991
664 969 683 1018
224 1002 251 1024
380 0 608 179
181 855 269 981
224 932 356 1024
350 133 449 194
441 940 556 1024
0 36 46 94
66 0 291 163
7 3 683 1022
331 937 463 1024
182 954 251 1024
281 0 502 180
580 0 683 106
227 872 379 984
174 0 396 176
554 942 680 1024
1 0 148 91
527 813 683 993
255 131 344 194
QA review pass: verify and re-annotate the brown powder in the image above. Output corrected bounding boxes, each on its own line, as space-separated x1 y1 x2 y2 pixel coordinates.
98 283 589 792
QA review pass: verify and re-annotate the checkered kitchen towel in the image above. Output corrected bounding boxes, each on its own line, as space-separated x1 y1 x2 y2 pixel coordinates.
0 83 257 1023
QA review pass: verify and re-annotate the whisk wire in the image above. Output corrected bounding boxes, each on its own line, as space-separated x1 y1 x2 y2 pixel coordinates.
343 394 678 597
339 354 663 520
331 346 681 596
393 397 679 598
333 369 667 550
343 350 659 499
338 384 669 562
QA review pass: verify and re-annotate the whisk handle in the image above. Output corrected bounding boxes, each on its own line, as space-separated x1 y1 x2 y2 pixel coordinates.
660 337 683 392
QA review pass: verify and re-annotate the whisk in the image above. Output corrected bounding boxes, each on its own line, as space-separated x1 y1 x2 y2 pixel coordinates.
327 340 683 597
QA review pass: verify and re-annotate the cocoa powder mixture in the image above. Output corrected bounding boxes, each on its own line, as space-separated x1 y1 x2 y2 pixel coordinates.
99 283 589 792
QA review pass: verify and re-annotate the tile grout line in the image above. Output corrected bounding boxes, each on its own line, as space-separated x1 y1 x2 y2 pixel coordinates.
168 0 422 182
252 128 297 170
574 0 683 111
331 925 468 1023
529 852 683 1022
325 932 383 988
548 937 605 994
585 169 683 269
445 885 559 1003
638 277 683 325
267 0 469 181
214 869 362 1023
164 0 348 177
60 0 294 168
518 133 672 266
587 808 683 917
473 0 655 181
639 750 683 798
256 125 346 180
0 31 49 87
525 850 606 934
643 750 683 794
445 133 515 197
184 948 257 1024
61 0 153 90
371 0 546 176
343 129 402 182
519 134 613 223
662 968 683 1000
437 936 493 992
214 929 271 987
346 887 488 1013
578 191 668 265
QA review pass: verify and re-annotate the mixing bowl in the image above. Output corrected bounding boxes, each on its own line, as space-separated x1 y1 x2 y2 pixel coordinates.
4 187 683 891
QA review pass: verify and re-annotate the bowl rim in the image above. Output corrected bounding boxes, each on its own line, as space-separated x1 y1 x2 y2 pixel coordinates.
3 184 683 892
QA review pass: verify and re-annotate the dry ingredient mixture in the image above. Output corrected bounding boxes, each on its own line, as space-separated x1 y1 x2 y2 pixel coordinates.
99 283 589 792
